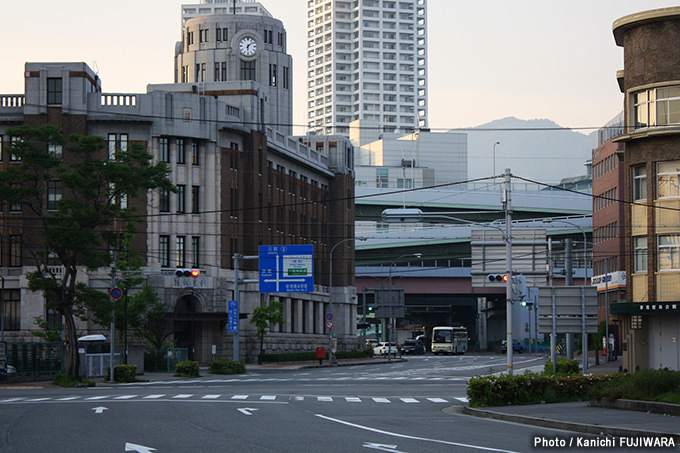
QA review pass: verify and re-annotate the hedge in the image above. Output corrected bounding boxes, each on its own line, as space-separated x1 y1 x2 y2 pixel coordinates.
208 359 245 375
467 372 617 407
174 360 200 377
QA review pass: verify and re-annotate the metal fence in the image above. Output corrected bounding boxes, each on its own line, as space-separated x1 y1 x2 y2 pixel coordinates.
6 342 64 374
86 353 122 377
166 348 188 373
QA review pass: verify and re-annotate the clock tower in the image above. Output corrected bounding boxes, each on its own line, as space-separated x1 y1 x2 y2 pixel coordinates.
174 1 293 135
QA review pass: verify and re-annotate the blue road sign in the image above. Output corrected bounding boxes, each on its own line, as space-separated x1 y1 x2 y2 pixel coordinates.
228 300 239 333
110 287 123 300
259 245 314 293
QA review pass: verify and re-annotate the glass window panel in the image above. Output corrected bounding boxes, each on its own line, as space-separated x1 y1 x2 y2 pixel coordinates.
657 161 680 198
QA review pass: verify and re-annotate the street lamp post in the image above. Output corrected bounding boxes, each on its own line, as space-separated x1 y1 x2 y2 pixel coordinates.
493 142 501 183
583 241 610 363
329 237 367 366
545 219 588 286
388 253 422 362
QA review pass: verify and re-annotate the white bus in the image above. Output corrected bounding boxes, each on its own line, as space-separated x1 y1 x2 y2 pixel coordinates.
431 326 468 355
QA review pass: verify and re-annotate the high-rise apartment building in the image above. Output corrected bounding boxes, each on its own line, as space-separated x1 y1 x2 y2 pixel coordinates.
306 0 428 136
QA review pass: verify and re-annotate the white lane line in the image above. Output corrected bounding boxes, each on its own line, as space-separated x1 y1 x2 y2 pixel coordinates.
315 414 520 453
372 398 390 403
427 398 448 403
143 395 165 399
400 398 419 403
0 398 26 402
173 394 193 399
202 395 221 399
231 395 249 400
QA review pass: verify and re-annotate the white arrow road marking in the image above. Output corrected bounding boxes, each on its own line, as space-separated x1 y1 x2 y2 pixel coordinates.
237 408 258 416
363 443 406 452
316 414 520 453
125 442 157 453
91 406 108 414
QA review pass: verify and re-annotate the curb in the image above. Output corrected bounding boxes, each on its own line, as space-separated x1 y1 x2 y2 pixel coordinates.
461 405 680 442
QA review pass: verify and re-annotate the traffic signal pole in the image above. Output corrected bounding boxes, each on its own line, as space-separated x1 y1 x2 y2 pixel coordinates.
504 169 514 375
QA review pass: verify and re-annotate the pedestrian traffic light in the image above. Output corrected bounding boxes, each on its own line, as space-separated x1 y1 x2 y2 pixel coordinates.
176 268 200 278
487 274 507 282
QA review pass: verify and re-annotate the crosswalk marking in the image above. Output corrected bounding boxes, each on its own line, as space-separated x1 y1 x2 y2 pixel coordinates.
202 395 220 399
56 397 80 401
173 394 193 399
260 395 276 400
373 397 390 403
400 398 419 403
317 397 333 402
113 395 137 400
455 397 469 403
427 398 448 403
84 396 109 400
231 395 248 400
345 397 361 403
143 395 165 399
25 398 50 402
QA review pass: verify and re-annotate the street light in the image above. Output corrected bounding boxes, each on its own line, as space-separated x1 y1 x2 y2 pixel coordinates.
493 141 501 182
329 237 367 366
580 241 611 363
388 252 422 362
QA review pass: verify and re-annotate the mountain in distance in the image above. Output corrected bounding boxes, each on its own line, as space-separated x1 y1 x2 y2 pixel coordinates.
459 117 597 186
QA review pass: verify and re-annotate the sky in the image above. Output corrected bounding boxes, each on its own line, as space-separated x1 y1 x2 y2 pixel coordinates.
2 0 679 135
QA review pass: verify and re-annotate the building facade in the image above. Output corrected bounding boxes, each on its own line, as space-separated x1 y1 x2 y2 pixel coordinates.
0 2 358 366
305 0 428 136
591 113 626 340
613 7 680 371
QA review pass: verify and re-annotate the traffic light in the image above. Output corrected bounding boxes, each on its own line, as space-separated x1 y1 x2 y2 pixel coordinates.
487 274 507 282
175 268 200 278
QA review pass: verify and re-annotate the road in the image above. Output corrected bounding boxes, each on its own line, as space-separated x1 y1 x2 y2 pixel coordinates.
0 353 609 453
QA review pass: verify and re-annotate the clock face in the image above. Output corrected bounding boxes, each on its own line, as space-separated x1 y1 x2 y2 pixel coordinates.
239 37 257 56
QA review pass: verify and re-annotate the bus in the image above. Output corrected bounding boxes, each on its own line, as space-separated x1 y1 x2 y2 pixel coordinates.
431 326 468 355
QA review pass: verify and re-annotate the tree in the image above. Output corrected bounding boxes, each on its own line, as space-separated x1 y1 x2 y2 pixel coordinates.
0 125 174 381
29 316 63 343
250 299 284 364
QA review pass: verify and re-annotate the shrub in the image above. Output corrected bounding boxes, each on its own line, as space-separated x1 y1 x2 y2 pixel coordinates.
52 372 95 388
590 369 680 403
174 360 200 377
544 358 580 376
108 365 137 383
467 373 614 407
209 359 245 375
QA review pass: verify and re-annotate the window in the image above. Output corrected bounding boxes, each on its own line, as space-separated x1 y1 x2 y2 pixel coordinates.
9 235 21 267
107 133 128 160
658 234 680 270
656 87 680 126
160 235 170 268
191 141 199 165
176 236 186 267
240 60 256 81
376 168 389 188
633 85 680 130
47 78 63 105
10 136 22 161
47 181 62 210
269 64 277 86
634 236 647 273
191 236 200 267
176 139 185 164
657 161 680 198
216 28 222 42
215 63 220 82
48 143 62 158
159 189 170 212
221 62 227 82
2 289 20 330
222 28 228 41
283 67 290 89
177 185 186 213
632 165 647 201
9 183 21 212
159 138 169 162
192 186 200 213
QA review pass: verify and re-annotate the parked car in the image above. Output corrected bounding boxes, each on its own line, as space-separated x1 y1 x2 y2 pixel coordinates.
500 339 524 353
373 342 398 357
401 338 425 355
0 363 16 380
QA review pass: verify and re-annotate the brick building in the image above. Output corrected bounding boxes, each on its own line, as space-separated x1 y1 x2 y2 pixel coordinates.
612 7 680 370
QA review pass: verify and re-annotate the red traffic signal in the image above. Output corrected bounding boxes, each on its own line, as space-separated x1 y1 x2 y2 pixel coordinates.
487 274 507 282
176 268 200 278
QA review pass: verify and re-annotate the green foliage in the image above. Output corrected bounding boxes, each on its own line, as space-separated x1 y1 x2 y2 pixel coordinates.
467 373 615 407
52 372 95 388
0 125 174 382
29 316 63 342
208 359 245 375
590 369 680 403
174 360 200 377
544 358 581 376
250 299 284 364
105 365 137 383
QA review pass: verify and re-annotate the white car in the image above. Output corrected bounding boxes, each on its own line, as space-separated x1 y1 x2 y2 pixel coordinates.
373 342 398 357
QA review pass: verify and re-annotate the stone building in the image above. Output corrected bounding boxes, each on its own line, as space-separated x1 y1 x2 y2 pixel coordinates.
0 1 357 365
612 7 680 371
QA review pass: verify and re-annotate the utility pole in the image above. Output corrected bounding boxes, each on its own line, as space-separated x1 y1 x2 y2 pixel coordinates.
504 169 514 375
233 254 258 363
109 264 116 383
565 238 574 359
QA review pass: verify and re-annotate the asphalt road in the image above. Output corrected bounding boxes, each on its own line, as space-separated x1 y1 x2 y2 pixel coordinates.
0 353 628 453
